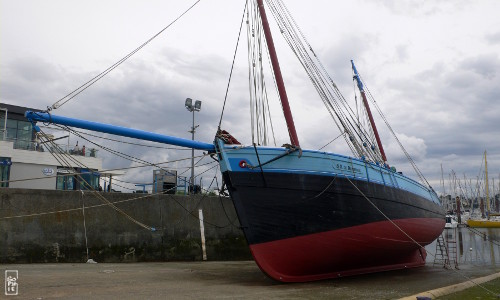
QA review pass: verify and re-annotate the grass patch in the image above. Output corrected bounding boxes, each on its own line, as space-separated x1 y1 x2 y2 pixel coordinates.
437 277 500 300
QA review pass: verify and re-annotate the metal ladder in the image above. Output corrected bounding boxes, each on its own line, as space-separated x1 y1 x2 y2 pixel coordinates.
433 234 450 268
433 232 459 269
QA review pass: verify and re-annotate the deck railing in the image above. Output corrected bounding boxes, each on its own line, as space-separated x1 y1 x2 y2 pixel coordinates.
1 137 98 158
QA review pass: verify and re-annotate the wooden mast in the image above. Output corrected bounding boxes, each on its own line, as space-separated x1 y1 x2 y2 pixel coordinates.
256 0 300 147
351 60 388 163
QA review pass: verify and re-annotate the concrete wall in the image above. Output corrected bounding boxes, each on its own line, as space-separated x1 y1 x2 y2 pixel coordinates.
0 188 250 263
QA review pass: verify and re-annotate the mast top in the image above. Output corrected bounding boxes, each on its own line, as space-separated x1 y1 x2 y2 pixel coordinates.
351 60 388 164
351 60 364 92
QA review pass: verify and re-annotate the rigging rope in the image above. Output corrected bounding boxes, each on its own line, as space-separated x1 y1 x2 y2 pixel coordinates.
0 155 205 185
362 75 430 186
50 0 203 111
36 128 155 231
351 69 381 162
247 1 277 146
0 143 255 186
265 0 379 162
341 169 499 297
62 127 191 150
58 123 220 193
2 165 235 229
218 0 248 130
262 0 434 187
26 119 226 230
318 131 345 151
13 121 228 230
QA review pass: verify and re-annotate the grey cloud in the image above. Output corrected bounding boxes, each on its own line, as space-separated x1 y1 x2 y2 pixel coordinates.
485 32 500 44
1 48 241 190
358 50 500 194
460 53 499 79
3 0 500 196
395 45 409 62
371 0 469 17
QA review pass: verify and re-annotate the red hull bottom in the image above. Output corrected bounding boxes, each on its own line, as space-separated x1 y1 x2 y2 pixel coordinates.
249 218 444 282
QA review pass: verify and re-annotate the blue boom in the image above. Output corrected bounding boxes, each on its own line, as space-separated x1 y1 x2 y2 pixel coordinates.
25 111 216 151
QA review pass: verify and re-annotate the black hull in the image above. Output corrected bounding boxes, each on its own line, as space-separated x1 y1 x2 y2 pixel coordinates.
223 170 445 245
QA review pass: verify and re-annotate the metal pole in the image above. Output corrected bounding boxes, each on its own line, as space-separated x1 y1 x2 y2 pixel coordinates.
191 109 195 194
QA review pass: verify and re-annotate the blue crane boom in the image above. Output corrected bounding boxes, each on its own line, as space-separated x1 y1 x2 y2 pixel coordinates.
25 111 216 151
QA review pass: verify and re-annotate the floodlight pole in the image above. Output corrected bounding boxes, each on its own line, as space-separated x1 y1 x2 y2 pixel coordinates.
185 98 201 194
191 107 195 194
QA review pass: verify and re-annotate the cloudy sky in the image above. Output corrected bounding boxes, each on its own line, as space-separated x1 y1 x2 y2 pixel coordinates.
1 0 500 196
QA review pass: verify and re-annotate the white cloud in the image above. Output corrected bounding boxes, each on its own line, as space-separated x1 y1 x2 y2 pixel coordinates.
385 133 426 163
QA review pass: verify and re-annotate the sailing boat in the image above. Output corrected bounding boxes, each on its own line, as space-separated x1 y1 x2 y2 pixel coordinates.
25 0 445 282
467 151 500 228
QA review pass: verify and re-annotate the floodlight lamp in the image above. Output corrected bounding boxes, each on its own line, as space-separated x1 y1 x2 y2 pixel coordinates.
185 98 193 110
194 100 202 111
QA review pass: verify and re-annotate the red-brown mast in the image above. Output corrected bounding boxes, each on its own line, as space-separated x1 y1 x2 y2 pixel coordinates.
256 0 300 147
351 60 387 163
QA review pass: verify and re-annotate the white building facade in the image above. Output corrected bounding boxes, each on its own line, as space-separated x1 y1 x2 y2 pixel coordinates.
1 103 102 190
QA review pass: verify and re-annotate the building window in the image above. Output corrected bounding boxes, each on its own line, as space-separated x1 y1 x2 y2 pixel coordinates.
0 118 34 149
80 169 100 190
56 168 99 191
56 168 75 190
0 157 11 188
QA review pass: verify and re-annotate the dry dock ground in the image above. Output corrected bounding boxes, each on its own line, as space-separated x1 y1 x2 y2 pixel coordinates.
2 261 500 299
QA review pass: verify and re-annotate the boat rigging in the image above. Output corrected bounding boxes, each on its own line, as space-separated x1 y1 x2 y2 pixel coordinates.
25 0 445 282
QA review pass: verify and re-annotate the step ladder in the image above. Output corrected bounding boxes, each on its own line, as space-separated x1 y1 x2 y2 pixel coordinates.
433 232 459 269
433 234 451 268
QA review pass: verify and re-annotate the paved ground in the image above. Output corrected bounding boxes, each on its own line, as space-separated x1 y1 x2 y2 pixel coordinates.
2 261 499 299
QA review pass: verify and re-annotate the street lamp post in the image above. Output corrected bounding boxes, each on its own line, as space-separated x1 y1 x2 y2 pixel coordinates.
185 98 201 194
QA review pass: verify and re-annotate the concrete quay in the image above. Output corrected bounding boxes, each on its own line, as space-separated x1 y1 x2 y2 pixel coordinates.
2 261 499 299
